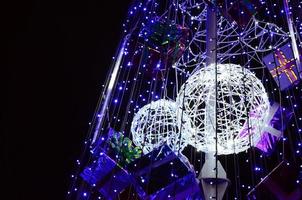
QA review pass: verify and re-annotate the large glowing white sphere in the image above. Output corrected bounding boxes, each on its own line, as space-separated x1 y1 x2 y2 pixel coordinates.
131 99 193 154
176 63 270 155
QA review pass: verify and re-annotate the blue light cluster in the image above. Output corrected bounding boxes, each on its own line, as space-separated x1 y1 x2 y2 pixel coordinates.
66 0 302 199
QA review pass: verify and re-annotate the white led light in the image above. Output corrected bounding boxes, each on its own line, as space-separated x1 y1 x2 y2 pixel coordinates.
176 64 270 155
131 99 193 154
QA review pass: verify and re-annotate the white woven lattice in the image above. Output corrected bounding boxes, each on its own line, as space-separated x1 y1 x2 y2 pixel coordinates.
131 99 193 154
176 63 270 155
173 1 289 70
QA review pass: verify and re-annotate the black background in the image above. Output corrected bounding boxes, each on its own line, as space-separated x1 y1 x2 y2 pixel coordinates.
4 0 131 199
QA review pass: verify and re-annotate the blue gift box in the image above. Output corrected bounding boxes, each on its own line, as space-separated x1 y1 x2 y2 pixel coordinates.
139 18 189 71
80 153 131 200
251 103 293 154
205 0 261 28
127 145 203 200
140 18 189 53
226 0 261 28
240 103 293 154
247 161 302 199
90 128 117 157
263 43 300 91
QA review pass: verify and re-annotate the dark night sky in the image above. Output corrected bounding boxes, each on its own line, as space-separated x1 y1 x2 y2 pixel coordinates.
4 1 132 199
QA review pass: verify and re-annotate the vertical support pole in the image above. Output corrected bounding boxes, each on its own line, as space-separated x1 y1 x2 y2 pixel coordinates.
206 4 217 66
92 35 129 144
199 152 229 200
204 4 217 146
200 3 229 200
283 0 302 79
204 2 218 152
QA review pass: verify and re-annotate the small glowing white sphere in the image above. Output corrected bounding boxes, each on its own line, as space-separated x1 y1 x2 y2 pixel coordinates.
131 99 193 154
176 63 270 155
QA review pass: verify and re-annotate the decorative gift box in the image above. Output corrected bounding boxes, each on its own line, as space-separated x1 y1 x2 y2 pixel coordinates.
90 128 116 157
239 103 293 154
247 161 302 199
225 0 261 28
205 0 261 28
126 145 203 200
80 153 131 200
263 43 300 91
139 18 189 71
256 103 293 154
91 128 142 166
81 128 142 199
140 18 189 53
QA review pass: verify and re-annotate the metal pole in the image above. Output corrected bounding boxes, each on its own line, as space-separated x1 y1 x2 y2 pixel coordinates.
204 4 217 147
206 5 217 66
283 0 302 78
199 3 229 200
92 35 129 144
204 1 217 155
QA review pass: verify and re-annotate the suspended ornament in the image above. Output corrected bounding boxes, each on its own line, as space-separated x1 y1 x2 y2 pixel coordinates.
81 129 141 199
127 145 202 200
139 17 190 73
263 43 300 91
224 0 261 28
252 103 293 154
109 133 142 166
176 63 270 155
140 17 189 55
247 161 302 199
131 99 193 154
205 0 261 28
91 128 142 165
80 153 131 200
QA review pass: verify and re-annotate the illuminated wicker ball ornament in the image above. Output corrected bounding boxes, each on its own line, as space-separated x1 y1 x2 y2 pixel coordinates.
176 64 270 155
131 99 193 154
